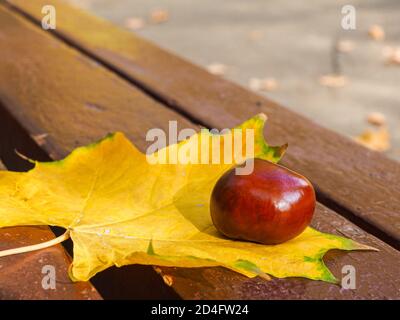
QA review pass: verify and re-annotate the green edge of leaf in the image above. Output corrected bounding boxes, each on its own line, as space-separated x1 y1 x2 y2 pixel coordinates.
35 132 118 168
302 233 377 283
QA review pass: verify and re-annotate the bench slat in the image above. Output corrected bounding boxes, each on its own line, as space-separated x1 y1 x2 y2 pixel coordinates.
0 6 398 299
8 0 399 247
160 203 400 299
0 226 101 299
0 162 101 299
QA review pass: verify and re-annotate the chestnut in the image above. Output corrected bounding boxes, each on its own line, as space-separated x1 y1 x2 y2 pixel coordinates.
210 159 316 244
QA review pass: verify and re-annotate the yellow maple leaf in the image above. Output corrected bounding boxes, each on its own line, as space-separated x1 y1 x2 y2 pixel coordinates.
0 114 373 282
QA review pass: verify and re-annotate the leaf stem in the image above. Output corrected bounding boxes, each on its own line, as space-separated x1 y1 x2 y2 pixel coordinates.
0 230 70 258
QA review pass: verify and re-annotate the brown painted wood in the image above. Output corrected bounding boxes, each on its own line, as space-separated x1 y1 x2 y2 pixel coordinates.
0 162 101 299
0 5 399 299
0 4 195 160
158 203 400 299
0 226 101 299
8 0 400 247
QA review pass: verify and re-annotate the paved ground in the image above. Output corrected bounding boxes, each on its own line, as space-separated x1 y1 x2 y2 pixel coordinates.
69 0 400 161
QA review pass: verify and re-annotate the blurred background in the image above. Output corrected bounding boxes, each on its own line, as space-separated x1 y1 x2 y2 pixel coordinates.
68 0 399 161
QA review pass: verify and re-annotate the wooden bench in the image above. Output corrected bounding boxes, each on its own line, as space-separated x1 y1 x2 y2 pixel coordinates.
0 0 399 299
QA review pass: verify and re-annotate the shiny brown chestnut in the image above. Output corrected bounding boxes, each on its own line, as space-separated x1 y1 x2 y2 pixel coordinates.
210 159 316 244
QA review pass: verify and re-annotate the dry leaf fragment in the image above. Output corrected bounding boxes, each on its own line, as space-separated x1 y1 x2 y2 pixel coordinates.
31 133 48 146
389 52 400 65
354 127 390 152
150 9 169 24
319 74 348 88
206 63 228 76
382 46 400 65
161 274 174 286
336 40 355 53
367 112 386 126
124 17 145 31
368 25 385 41
249 78 278 92
249 30 263 41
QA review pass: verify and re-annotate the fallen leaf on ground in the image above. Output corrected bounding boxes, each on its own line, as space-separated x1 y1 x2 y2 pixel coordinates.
124 17 145 31
319 74 348 88
368 24 385 41
336 40 355 53
382 46 400 65
0 114 373 282
206 63 228 76
150 9 169 24
354 126 390 152
249 78 279 92
249 30 263 41
367 112 386 126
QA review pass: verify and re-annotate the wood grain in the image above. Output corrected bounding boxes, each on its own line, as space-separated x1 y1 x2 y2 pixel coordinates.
0 226 101 299
8 0 399 247
0 5 398 299
0 4 195 160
